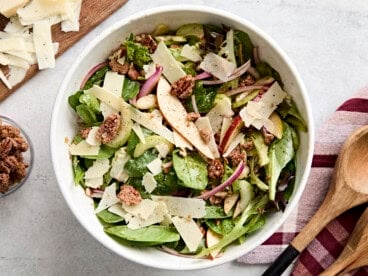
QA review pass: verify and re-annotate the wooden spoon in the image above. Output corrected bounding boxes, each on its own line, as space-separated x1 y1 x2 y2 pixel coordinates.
262 125 368 276
320 208 368 275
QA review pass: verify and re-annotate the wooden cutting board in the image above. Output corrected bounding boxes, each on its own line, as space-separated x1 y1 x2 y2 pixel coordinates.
0 0 128 102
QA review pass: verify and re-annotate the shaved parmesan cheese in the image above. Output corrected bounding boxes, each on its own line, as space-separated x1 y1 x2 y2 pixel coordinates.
223 133 245 157
130 107 174 144
94 183 120 213
100 102 118 119
195 117 220 158
0 53 30 69
84 159 110 179
0 38 26 52
171 216 203 252
117 56 125 66
85 176 103 189
0 0 30 18
239 82 287 130
4 17 24 33
122 199 158 220
131 123 146 144
127 201 168 230
61 0 82 32
33 20 55 69
151 196 206 218
173 130 193 150
0 69 12 89
5 50 34 64
199 53 236 82
143 62 156 79
217 29 236 65
147 157 162 176
142 172 157 193
155 143 170 158
53 42 59 55
150 41 186 83
7 66 27 87
181 44 202 62
110 148 130 182
86 85 127 111
85 127 101 146
108 204 129 219
69 140 100 156
206 96 234 133
103 71 124 97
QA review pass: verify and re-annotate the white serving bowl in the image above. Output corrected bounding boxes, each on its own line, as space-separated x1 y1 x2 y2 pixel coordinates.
50 5 314 270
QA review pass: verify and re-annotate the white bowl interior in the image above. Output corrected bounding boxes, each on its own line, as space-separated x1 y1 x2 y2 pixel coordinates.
51 6 314 270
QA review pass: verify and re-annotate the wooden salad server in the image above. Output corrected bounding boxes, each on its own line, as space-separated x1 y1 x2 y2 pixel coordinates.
262 125 368 276
320 208 368 276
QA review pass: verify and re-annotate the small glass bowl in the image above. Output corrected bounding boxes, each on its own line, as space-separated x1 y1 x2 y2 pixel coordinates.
0 115 34 197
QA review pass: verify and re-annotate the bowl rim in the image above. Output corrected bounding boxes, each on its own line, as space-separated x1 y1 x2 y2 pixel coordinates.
50 4 315 270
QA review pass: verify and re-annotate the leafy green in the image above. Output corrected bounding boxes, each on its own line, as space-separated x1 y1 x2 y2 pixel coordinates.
153 170 181 195
81 145 116 159
72 156 85 186
104 225 180 245
249 158 269 191
122 78 140 101
206 219 236 235
125 40 152 68
185 81 217 113
76 104 98 126
218 78 239 94
204 206 233 219
97 209 125 224
124 150 157 177
234 30 254 65
83 65 110 90
127 178 150 199
68 90 83 110
251 131 270 167
277 99 307 132
79 94 100 113
183 61 197 76
172 151 208 190
266 123 295 201
203 24 225 51
232 89 260 109
126 131 140 156
256 62 283 87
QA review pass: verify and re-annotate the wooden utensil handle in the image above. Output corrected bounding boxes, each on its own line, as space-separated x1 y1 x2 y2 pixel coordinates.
261 245 300 276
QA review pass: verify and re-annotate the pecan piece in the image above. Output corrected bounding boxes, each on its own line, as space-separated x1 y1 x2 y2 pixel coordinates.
96 113 121 144
0 137 13 159
0 125 20 139
262 127 275 145
208 159 224 179
11 137 29 152
0 173 10 193
79 127 92 139
109 46 127 61
135 34 157 53
239 74 255 86
170 75 195 99
109 59 130 75
118 185 142 206
228 145 246 167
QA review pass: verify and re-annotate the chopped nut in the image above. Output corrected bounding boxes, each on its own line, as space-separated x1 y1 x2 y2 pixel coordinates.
262 127 275 145
239 74 255 86
79 127 91 139
0 161 11 174
135 34 157 53
118 185 142 206
109 46 126 60
11 137 29 152
0 173 10 193
109 59 130 75
228 146 246 167
0 125 20 139
127 66 140 80
170 75 195 99
0 137 13 159
199 129 211 144
187 112 200 121
96 113 121 144
208 159 224 179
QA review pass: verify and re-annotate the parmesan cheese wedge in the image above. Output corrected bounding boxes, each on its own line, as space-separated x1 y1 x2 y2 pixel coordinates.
171 216 203 252
122 199 158 220
8 66 27 87
181 44 202 62
108 204 130 220
69 140 100 156
195 117 220 158
147 157 162 176
84 159 110 179
103 71 124 97
199 52 236 82
33 19 55 69
110 148 130 182
127 201 168 230
142 172 157 193
61 0 82 32
151 195 206 219
85 176 103 189
206 96 234 133
0 38 26 52
85 85 127 111
94 183 120 213
0 0 30 18
156 78 215 159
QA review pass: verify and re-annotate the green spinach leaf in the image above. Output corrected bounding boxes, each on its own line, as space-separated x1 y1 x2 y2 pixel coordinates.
185 81 217 113
68 90 83 110
172 151 208 190
153 170 181 195
83 65 110 90
97 209 125 224
79 94 100 113
76 104 98 126
122 78 140 101
124 150 157 177
72 156 85 186
204 206 233 219
256 62 283 87
234 30 254 65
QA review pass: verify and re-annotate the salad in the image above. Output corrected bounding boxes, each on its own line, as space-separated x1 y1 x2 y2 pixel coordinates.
67 23 307 259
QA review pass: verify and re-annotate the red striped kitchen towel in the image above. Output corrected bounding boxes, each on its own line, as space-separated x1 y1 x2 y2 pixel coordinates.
238 87 368 275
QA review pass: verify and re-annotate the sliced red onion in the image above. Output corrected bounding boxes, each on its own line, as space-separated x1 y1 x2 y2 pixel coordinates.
191 95 200 114
224 85 265 97
159 246 206 259
85 188 104 198
194 71 212 80
247 66 261 80
197 161 245 200
202 60 251 85
253 47 261 65
80 62 108 89
137 66 163 99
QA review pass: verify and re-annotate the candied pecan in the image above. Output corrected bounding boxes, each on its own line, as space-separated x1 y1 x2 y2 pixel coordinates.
199 129 211 144
127 66 140 80
241 138 254 151
228 146 246 167
109 46 127 60
186 112 200 121
170 75 195 99
4 156 19 171
0 161 11 174
0 173 10 193
79 127 92 139
96 113 121 144
208 159 224 179
109 59 130 75
0 125 20 139
135 34 157 53
118 185 142 206
11 137 29 152
262 127 275 145
239 74 255 86
0 137 13 159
